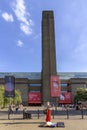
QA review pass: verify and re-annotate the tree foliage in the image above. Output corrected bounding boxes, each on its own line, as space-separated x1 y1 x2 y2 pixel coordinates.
0 86 4 106
74 87 87 102
0 85 22 108
12 89 22 104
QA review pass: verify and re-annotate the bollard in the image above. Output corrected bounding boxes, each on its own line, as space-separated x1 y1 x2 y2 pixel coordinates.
8 112 10 120
81 108 83 119
38 109 39 119
66 109 69 119
52 109 55 119
8 110 10 120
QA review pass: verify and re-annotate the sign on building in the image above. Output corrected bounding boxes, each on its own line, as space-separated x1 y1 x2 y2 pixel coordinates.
4 76 15 97
50 75 61 97
28 92 42 104
59 92 72 104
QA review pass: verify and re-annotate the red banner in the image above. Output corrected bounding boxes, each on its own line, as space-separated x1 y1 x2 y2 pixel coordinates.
59 92 72 104
28 92 42 104
50 75 61 97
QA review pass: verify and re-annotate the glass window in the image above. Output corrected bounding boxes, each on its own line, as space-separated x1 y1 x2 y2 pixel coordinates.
61 84 67 87
29 84 41 87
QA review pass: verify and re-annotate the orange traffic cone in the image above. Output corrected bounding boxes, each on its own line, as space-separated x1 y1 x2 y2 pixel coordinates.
46 109 51 122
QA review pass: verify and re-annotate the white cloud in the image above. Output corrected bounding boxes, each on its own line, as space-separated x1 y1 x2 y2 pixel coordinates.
17 40 24 47
2 12 14 22
20 23 32 35
12 0 29 24
11 0 33 35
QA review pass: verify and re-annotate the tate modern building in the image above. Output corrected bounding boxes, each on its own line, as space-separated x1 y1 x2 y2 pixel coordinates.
0 11 87 105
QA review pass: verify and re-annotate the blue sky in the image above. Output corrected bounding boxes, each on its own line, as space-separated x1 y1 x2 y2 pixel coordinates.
0 0 87 72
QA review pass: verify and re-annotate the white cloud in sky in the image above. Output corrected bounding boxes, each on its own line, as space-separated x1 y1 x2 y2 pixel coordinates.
17 40 24 47
11 0 33 35
20 23 32 35
1 12 14 22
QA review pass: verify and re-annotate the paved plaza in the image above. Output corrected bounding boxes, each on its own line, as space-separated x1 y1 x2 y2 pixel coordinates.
0 107 87 130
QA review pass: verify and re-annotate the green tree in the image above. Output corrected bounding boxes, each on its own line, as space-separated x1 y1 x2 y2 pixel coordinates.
74 87 87 103
13 89 22 104
0 85 22 108
0 86 4 107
